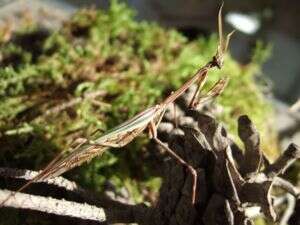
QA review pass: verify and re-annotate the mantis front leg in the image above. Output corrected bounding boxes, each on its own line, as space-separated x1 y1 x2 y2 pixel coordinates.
148 121 198 205
188 70 208 108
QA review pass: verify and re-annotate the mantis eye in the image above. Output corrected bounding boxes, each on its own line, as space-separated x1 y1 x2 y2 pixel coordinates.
212 55 223 69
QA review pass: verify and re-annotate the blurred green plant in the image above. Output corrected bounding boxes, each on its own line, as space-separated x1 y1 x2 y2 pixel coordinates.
0 0 276 204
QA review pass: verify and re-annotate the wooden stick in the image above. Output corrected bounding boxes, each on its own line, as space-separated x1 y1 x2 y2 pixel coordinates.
0 189 106 222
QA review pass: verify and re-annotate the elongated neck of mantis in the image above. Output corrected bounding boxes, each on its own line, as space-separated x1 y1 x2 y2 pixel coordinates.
162 61 214 106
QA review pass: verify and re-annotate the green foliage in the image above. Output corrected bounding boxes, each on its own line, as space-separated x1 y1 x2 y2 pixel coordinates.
0 0 275 203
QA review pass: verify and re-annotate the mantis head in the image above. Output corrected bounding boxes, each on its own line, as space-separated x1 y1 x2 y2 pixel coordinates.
214 3 235 69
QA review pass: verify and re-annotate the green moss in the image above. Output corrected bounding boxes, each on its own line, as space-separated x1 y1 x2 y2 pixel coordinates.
0 0 276 205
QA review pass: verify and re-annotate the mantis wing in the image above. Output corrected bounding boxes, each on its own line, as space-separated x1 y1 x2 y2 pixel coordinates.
28 106 161 181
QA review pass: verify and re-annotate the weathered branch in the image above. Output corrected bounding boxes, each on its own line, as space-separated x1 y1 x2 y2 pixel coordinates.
0 167 81 192
238 115 263 175
279 193 296 225
273 176 300 198
0 167 99 205
0 189 106 222
0 167 151 224
264 143 300 177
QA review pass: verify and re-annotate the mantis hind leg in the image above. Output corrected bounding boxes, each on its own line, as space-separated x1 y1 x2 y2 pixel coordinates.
148 121 197 204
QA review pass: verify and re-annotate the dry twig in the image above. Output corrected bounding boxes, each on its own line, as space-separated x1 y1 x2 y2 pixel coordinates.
0 189 106 222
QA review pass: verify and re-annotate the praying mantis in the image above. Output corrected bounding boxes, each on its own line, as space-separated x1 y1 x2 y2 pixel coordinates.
1 4 234 206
